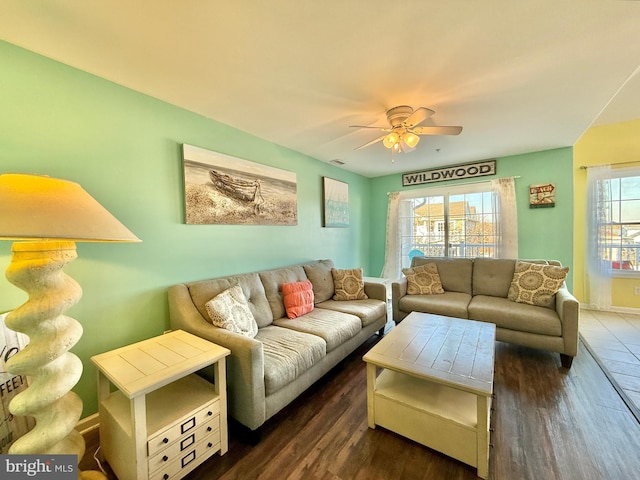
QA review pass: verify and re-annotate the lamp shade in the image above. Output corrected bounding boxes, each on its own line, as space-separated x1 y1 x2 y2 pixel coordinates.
403 132 420 148
383 132 400 149
0 173 141 242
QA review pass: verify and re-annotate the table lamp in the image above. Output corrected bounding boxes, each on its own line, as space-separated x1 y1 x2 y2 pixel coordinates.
0 173 141 478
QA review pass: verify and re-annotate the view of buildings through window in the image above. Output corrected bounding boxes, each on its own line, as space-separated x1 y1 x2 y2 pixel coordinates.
399 187 498 261
599 174 640 272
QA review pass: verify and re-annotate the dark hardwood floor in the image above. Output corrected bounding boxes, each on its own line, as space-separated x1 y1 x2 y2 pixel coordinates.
81 334 640 479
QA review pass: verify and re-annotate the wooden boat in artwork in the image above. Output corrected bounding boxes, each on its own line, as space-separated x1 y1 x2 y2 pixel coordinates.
209 169 264 213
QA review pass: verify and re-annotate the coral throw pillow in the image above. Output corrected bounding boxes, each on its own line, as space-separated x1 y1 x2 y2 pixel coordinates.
331 268 368 301
205 285 258 337
282 280 315 319
402 262 445 295
508 261 569 308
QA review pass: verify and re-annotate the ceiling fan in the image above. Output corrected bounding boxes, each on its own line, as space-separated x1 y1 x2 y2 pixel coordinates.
350 105 462 153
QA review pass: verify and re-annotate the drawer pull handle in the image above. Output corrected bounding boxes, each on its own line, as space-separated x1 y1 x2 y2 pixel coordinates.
207 411 213 416
162 437 169 444
163 455 168 462
207 442 213 448
207 426 212 432
163 475 169 480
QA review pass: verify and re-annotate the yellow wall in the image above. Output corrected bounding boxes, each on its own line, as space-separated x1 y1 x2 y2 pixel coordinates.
574 118 640 308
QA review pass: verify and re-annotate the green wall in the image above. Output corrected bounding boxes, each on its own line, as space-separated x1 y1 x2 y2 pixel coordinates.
0 41 371 417
368 147 575 288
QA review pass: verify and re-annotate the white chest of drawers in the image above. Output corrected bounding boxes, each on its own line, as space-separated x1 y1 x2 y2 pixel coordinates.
91 330 230 480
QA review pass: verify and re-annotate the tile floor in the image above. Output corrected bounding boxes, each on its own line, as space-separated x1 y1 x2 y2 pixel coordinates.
579 308 640 415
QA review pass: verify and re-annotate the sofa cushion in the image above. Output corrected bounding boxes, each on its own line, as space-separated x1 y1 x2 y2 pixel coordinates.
204 285 259 338
473 258 516 297
332 268 368 300
259 265 308 321
282 280 314 319
303 259 336 303
402 262 444 295
273 308 361 352
256 325 326 396
412 257 473 295
316 299 387 327
399 292 471 319
187 272 274 328
468 295 562 336
508 261 569 309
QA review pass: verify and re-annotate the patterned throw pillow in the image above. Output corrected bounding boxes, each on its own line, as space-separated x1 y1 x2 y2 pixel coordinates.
507 261 569 308
282 280 315 319
331 268 368 301
402 262 445 295
205 285 258 337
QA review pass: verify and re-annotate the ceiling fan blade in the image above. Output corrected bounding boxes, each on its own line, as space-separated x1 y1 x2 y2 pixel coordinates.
354 134 386 150
412 125 463 135
403 107 435 128
349 125 391 132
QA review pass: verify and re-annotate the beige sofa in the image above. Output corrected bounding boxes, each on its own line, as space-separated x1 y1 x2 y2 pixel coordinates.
392 257 579 368
168 259 387 432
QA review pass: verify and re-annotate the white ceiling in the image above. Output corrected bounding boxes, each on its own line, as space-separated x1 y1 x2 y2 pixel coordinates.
1 1 640 178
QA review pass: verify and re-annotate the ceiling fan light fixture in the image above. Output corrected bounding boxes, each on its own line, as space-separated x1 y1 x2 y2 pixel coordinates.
403 132 420 148
383 131 400 148
350 105 462 156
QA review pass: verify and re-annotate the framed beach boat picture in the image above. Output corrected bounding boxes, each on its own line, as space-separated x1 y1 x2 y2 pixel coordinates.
182 144 298 225
323 177 349 227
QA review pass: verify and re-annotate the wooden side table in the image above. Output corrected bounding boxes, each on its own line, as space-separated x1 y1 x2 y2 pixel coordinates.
91 330 230 480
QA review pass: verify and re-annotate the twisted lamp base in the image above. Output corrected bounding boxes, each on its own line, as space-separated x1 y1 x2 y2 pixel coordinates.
4 241 104 479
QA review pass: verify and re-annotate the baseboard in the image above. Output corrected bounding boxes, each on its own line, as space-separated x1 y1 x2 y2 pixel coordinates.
77 413 99 435
580 304 640 315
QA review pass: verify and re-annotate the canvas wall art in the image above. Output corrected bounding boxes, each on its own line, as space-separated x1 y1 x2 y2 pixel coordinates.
182 144 298 225
323 177 349 227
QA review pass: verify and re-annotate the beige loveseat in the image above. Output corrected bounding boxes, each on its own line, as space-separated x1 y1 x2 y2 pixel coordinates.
392 257 579 368
168 259 387 432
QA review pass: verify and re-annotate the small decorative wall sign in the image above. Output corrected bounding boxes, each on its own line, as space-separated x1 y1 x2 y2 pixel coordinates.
529 183 555 208
182 144 298 225
323 177 349 227
402 160 496 186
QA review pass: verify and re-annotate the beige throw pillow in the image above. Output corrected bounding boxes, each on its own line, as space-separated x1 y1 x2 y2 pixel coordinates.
402 262 445 295
205 285 258 337
331 268 368 301
508 261 569 308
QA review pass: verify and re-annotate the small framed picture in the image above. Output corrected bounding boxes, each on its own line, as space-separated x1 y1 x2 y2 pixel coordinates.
529 183 555 208
323 177 349 227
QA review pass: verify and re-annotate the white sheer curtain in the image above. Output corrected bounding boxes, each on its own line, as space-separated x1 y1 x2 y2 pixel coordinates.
381 192 401 280
585 165 613 310
381 177 519 280
491 177 518 258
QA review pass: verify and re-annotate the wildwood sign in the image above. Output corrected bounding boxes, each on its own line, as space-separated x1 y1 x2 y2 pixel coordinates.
402 160 496 186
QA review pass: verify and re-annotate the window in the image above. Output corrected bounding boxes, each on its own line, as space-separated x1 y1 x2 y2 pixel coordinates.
399 183 498 261
381 177 517 281
593 171 640 274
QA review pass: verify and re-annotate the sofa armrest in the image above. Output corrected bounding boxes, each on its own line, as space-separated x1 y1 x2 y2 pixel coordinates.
555 287 580 357
363 281 386 302
168 284 266 430
391 278 408 324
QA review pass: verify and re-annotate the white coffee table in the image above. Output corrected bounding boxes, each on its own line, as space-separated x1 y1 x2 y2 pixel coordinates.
363 312 495 479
